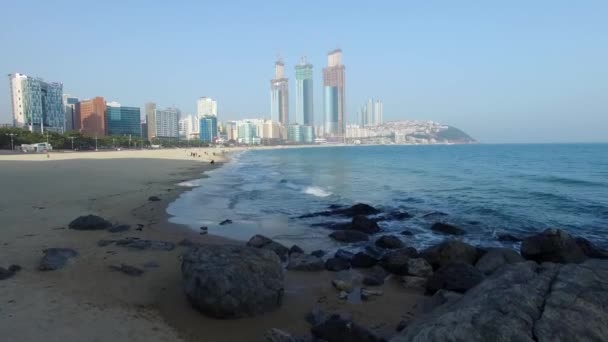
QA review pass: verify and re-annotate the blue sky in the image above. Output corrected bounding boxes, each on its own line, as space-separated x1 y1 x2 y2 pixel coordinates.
1 0 607 143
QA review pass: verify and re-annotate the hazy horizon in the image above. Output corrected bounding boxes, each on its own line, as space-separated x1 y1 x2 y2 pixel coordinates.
1 1 606 143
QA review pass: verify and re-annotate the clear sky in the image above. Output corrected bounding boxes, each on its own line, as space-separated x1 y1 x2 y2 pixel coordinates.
1 0 607 143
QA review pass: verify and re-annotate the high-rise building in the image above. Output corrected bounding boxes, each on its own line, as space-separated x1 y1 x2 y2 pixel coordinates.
237 121 259 145
359 99 383 127
63 94 79 132
106 102 141 137
323 49 346 137
154 107 180 138
199 116 218 143
287 124 315 144
145 102 157 140
225 121 238 141
75 97 106 137
9 73 65 132
270 59 289 125
295 57 313 126
197 97 217 117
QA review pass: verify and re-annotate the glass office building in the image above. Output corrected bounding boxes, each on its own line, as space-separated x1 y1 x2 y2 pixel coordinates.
9 73 65 132
295 58 314 125
199 116 218 143
106 103 141 136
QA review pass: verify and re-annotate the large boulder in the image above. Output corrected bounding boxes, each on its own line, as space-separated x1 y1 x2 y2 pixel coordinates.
420 240 478 269
311 314 383 342
351 252 378 268
406 258 433 277
247 235 290 261
381 247 418 275
352 215 380 234
287 254 324 271
325 257 351 271
392 260 608 342
68 215 112 230
430 222 466 236
329 230 370 243
299 203 380 219
39 248 78 271
575 237 608 259
375 235 404 249
520 229 586 263
425 262 484 294
475 247 524 275
181 245 284 318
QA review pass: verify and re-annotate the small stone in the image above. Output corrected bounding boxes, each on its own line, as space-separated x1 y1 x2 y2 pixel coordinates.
68 215 112 230
361 288 383 300
401 276 427 289
148 196 161 201
109 263 144 276
335 249 355 261
407 258 433 277
108 224 130 233
431 222 466 235
219 219 233 225
289 245 305 255
97 240 115 247
310 250 326 258
39 248 78 271
325 257 351 271
287 254 324 271
338 291 349 300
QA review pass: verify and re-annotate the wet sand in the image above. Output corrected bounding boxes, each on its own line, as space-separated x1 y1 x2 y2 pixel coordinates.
0 149 425 342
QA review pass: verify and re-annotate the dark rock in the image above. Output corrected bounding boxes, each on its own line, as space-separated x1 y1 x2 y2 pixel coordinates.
521 229 586 263
178 238 199 247
496 232 522 242
432 289 463 305
219 219 233 225
381 247 418 275
181 245 284 318
310 250 326 258
114 237 175 251
263 328 305 342
351 252 378 268
351 215 380 234
575 237 608 259
362 266 388 286
375 235 404 249
39 248 78 271
475 247 524 275
332 271 357 293
311 314 383 342
392 260 608 342
299 203 380 219
148 196 161 201
360 288 383 301
325 258 351 272
401 276 427 289
406 258 433 277
246 235 290 261
68 215 112 230
289 245 305 255
310 221 352 230
420 240 478 269
108 224 130 233
430 222 466 236
385 210 413 221
0 265 21 280
329 230 370 243
364 245 386 259
400 230 414 236
335 249 355 261
421 211 448 218
109 263 144 276
287 254 324 271
425 262 484 294
97 239 115 247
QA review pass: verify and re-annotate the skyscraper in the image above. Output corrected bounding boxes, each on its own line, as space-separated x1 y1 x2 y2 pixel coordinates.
295 57 313 126
359 98 383 127
323 49 346 137
75 97 106 137
270 58 289 125
197 97 217 117
145 102 157 140
9 73 65 132
63 94 79 132
154 107 180 138
199 116 218 143
106 102 141 137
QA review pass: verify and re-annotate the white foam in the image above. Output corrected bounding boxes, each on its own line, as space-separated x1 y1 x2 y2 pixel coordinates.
303 186 332 198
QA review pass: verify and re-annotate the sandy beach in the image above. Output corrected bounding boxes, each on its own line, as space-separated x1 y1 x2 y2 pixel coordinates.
0 148 425 342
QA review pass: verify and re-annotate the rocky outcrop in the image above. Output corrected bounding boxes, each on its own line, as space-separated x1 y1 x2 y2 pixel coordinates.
575 237 608 259
0 265 21 280
247 235 290 261
107 224 130 233
475 247 524 275
352 215 380 234
496 232 522 242
381 247 418 275
406 258 433 277
109 263 144 276
181 245 284 319
39 248 78 271
351 252 378 268
299 203 380 219
420 240 478 269
392 260 608 342
289 245 305 256
325 258 351 272
68 215 112 230
287 254 324 271
329 230 370 243
311 314 383 342
148 196 161 201
425 262 484 294
430 222 466 236
375 235 404 249
521 229 586 263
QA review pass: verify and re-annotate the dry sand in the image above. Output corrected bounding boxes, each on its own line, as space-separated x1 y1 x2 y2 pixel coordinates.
0 148 425 342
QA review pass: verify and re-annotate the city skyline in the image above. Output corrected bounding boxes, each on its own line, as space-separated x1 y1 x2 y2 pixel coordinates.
1 1 607 143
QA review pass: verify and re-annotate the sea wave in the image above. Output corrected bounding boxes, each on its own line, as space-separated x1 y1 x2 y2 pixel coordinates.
303 186 332 197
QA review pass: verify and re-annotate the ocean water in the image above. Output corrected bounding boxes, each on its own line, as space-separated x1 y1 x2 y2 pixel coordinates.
167 144 608 251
